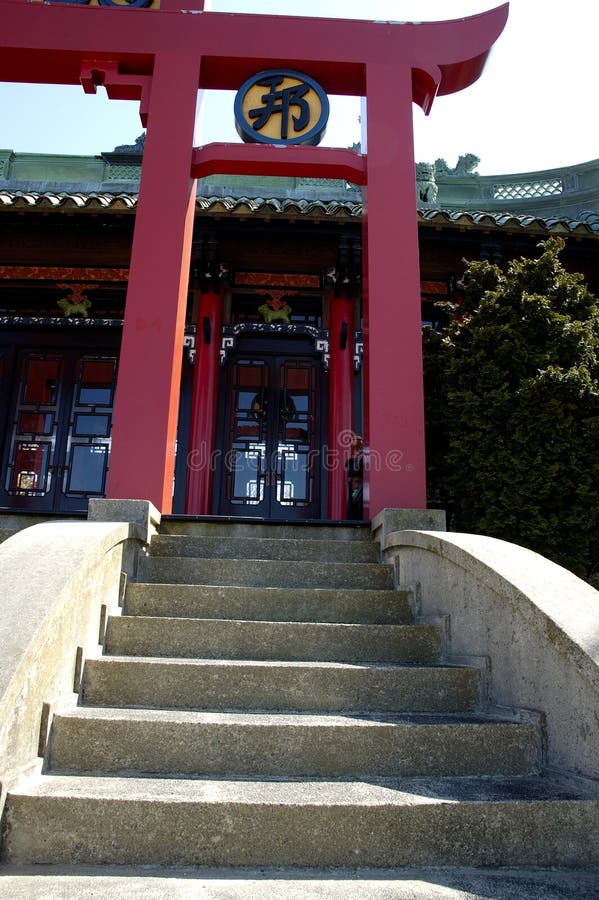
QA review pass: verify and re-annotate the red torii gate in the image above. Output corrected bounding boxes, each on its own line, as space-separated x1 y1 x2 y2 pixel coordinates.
0 0 508 518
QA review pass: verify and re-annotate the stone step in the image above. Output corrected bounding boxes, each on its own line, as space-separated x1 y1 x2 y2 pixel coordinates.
150 534 381 563
124 583 414 625
159 519 372 541
137 556 394 590
104 616 441 664
4 774 598 868
81 657 480 713
47 707 537 778
1 866 599 900
0 528 18 545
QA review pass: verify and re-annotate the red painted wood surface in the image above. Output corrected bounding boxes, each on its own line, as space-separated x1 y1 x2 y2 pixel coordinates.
185 289 223 515
191 144 366 184
327 290 355 520
0 0 508 515
106 49 201 511
0 3 508 103
361 62 427 515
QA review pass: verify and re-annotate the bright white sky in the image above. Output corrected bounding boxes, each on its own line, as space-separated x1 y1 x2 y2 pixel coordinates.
0 0 596 176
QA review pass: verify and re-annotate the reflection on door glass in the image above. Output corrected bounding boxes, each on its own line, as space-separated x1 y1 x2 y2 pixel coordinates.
277 443 310 504
223 356 318 515
7 353 61 497
78 360 116 406
67 444 108 494
63 356 116 500
9 442 50 494
18 412 54 436
23 358 60 404
74 414 110 437
232 442 264 504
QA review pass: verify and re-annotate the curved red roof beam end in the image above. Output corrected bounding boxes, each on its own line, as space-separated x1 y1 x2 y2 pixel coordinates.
420 3 509 105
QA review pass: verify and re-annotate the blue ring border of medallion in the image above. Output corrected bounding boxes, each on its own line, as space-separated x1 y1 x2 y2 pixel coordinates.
234 69 330 147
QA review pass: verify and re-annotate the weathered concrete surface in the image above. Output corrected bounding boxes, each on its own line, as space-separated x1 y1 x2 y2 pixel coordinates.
0 866 598 899
138 556 394 590
151 534 381 563
0 865 597 899
3 774 599 867
0 512 74 545
124 582 415 624
81 656 481 713
160 520 370 540
104 616 441 663
0 513 68 532
88 498 160 538
0 521 145 809
371 508 446 547
47 708 536 777
5 514 598 877
383 530 599 786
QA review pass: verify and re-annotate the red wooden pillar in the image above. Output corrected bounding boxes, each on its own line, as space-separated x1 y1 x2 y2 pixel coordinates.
185 287 223 515
361 62 427 519
106 50 201 513
327 288 355 520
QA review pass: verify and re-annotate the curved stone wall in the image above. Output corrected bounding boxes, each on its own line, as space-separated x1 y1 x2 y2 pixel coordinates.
382 529 599 788
0 519 147 812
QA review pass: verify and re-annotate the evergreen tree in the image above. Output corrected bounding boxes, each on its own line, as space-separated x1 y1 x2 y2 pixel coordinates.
425 237 599 578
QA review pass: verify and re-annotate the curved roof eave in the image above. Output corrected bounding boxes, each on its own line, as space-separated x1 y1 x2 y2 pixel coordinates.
0 189 597 236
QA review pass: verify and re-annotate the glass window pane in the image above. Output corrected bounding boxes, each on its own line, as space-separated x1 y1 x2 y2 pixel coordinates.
238 390 258 412
231 444 264 504
285 367 310 390
79 387 112 405
74 414 110 437
23 358 60 404
292 395 309 412
9 442 50 494
278 453 310 504
67 444 108 494
81 360 115 384
78 360 116 406
18 412 53 435
234 417 260 441
238 362 266 387
286 418 310 441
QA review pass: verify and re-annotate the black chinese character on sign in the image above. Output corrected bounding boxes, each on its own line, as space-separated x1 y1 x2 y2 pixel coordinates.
235 69 329 146
248 75 310 140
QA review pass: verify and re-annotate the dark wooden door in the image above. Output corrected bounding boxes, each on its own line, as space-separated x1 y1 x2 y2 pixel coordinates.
0 349 117 513
216 352 323 519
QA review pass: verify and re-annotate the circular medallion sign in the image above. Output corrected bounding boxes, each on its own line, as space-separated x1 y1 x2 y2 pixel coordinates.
234 69 329 146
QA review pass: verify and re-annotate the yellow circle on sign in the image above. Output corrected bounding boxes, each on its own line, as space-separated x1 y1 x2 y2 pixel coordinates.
235 70 329 146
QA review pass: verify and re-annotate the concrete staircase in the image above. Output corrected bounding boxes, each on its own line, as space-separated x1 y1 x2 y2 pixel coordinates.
2 520 598 871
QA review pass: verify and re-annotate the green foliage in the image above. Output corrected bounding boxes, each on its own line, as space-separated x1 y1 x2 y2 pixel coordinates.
424 237 599 578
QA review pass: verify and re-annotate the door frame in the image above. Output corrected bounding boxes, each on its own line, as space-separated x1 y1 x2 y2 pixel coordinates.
0 327 121 514
213 333 328 520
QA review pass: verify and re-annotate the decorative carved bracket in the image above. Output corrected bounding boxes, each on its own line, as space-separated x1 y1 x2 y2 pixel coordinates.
220 323 330 369
353 330 363 372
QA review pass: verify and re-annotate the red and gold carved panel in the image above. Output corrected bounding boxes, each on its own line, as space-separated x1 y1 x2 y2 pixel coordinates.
234 272 321 290
0 266 129 282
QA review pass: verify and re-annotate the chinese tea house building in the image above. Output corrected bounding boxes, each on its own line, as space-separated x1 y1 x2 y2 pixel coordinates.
1 143 599 520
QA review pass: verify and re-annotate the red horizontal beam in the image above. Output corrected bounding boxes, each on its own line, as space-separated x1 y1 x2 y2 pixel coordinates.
191 143 367 185
0 1 508 109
